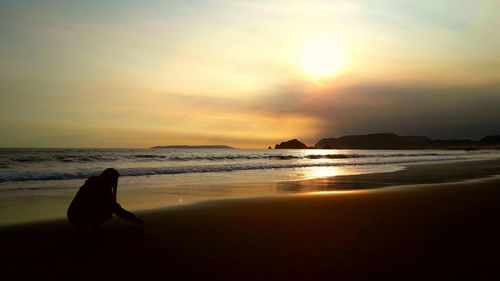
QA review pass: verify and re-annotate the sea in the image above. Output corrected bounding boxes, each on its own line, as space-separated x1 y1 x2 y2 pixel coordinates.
1 148 499 225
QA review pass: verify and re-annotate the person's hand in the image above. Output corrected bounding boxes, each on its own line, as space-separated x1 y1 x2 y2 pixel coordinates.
134 217 144 225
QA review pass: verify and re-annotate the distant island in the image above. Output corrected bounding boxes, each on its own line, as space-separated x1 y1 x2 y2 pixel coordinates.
151 145 235 149
274 133 500 149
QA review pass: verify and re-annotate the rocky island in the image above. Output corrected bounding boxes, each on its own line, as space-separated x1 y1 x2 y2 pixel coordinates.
274 139 310 149
151 145 235 149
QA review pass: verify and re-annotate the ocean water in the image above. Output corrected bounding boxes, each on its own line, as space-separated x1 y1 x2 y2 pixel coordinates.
1 148 492 183
0 148 498 225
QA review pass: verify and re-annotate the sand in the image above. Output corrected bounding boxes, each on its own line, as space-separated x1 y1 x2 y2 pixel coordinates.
1 173 500 280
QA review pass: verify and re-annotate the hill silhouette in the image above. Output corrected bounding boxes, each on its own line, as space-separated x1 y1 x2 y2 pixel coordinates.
273 133 500 149
316 133 500 149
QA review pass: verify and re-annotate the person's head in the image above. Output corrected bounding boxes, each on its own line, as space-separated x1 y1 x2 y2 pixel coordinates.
100 168 119 188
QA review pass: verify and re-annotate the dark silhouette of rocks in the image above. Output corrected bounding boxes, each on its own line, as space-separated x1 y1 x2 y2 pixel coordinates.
322 144 338 149
314 133 499 149
152 145 234 149
315 138 337 149
272 133 500 150
275 139 308 149
403 136 433 145
431 139 476 147
268 146 272 149
316 133 412 149
480 135 500 145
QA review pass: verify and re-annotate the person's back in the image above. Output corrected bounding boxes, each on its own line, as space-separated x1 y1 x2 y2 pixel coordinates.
67 176 114 228
67 168 142 229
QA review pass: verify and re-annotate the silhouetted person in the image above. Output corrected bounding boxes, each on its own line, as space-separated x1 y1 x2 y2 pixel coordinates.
68 168 142 229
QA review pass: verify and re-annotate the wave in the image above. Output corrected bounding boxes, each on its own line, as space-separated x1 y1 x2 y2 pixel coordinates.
11 155 118 163
6 152 463 163
133 154 166 159
0 156 464 183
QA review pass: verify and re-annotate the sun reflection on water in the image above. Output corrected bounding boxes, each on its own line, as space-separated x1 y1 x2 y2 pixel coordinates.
300 189 365 196
304 166 349 180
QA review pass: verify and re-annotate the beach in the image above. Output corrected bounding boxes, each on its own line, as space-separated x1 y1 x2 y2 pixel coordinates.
2 159 500 280
2 1 500 279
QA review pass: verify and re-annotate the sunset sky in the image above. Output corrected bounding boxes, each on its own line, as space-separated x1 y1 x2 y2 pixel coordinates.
1 0 499 148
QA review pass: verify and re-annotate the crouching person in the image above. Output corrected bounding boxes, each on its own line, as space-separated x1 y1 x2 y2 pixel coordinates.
68 168 142 229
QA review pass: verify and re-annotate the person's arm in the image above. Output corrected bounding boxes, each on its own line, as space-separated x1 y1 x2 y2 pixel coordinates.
112 186 117 202
113 203 143 223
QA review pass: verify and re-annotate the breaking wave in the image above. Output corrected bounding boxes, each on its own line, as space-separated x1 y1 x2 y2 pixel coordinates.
0 156 464 183
7 152 457 163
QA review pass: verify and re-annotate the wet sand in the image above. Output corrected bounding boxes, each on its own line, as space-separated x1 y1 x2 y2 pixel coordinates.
2 173 500 280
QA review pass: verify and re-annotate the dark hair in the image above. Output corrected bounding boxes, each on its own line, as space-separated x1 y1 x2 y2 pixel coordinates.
100 168 120 180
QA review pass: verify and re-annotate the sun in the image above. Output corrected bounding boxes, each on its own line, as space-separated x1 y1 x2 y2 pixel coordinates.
300 37 345 79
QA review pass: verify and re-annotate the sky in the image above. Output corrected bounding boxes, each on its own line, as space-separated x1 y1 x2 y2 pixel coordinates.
0 0 499 148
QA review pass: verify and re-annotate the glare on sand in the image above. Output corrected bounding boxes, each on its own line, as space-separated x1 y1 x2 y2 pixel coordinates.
300 36 344 79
